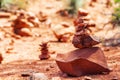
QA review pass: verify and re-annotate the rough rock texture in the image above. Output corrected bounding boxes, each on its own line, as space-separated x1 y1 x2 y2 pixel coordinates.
72 33 100 48
56 9 109 77
12 11 39 36
56 47 110 76
72 8 99 48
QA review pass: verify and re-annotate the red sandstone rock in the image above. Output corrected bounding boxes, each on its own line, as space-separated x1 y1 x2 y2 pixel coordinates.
72 34 100 48
56 47 110 76
72 8 98 48
78 8 88 17
12 11 40 36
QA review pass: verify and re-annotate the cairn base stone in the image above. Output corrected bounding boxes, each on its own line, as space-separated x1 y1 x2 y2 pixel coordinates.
56 47 110 76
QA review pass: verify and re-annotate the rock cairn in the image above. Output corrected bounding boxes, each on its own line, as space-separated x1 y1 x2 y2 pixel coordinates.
39 42 50 60
56 9 110 77
72 8 99 48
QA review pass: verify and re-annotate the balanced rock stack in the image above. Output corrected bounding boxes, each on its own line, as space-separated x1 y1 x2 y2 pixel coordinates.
72 9 99 48
56 9 110 77
12 11 39 36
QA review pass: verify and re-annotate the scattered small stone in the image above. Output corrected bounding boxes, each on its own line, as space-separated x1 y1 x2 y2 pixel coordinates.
20 28 32 36
102 71 110 75
45 67 50 71
9 39 15 45
51 22 75 42
21 72 31 77
37 12 47 22
111 76 118 80
29 76 34 80
39 54 50 60
33 73 48 80
50 51 56 54
103 47 110 51
84 76 92 80
51 77 61 80
6 47 16 54
21 74 30 77
50 65 54 68
62 73 68 78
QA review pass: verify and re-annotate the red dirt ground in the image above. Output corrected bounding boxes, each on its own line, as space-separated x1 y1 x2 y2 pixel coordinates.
0 0 120 80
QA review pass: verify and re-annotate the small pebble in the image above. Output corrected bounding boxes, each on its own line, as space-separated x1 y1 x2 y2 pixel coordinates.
50 65 54 68
51 77 61 80
103 47 110 51
46 67 50 71
62 73 68 78
21 72 31 77
111 76 118 80
33 73 48 80
84 76 92 80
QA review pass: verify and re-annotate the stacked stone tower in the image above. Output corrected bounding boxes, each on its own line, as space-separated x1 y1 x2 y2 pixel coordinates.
56 9 110 76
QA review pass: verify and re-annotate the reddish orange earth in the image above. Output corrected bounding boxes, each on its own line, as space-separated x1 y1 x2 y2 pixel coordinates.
0 0 119 80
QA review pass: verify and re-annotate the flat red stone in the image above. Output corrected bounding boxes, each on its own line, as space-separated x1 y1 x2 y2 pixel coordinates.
56 47 110 76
